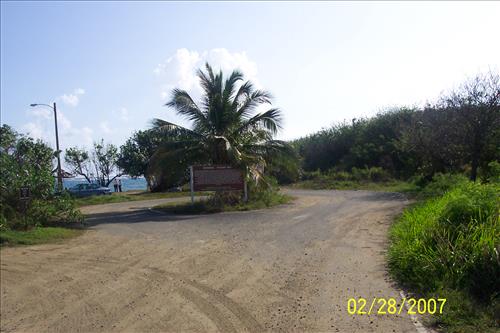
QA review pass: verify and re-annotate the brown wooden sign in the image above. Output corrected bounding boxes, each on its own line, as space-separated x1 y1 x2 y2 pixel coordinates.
191 165 244 191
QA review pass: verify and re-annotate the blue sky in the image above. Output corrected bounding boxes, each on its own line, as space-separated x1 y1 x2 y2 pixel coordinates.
1 1 499 155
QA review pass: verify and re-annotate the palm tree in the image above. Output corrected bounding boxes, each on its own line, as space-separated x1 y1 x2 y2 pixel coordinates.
148 63 295 185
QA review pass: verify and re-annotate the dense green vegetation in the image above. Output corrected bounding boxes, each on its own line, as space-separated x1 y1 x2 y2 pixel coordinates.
293 72 499 183
0 227 83 246
294 108 417 178
0 125 83 231
291 166 418 192
117 129 170 191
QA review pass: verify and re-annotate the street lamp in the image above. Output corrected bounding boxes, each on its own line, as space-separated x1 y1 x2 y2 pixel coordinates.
30 102 63 192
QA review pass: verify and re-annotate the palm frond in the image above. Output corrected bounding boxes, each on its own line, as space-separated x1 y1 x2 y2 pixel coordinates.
205 63 215 82
236 108 283 135
223 70 244 106
165 89 209 127
236 89 273 119
147 140 208 176
150 118 202 139
233 81 253 101
197 64 215 100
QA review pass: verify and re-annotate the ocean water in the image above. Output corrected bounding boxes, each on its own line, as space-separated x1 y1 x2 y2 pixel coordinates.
62 177 148 192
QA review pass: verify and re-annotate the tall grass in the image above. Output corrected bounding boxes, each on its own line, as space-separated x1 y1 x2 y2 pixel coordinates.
388 181 499 331
294 166 418 192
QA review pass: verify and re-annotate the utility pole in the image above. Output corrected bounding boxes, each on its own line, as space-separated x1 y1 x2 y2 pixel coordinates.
53 102 63 191
30 102 63 192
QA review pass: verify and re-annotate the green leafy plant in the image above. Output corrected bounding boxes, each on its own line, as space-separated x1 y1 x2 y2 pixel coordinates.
1 125 83 230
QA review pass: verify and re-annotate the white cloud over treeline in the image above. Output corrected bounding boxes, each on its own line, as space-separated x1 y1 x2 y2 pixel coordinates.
154 48 261 101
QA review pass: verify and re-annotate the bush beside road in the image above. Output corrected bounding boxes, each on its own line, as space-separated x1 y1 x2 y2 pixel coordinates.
154 190 293 214
389 180 500 332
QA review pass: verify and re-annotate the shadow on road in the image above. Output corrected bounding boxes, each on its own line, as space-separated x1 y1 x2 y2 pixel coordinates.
350 191 408 202
83 209 202 227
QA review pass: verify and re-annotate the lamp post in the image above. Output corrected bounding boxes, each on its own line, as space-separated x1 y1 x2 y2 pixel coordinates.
30 102 63 191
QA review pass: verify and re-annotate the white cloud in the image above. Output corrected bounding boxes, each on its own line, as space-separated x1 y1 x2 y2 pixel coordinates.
23 106 94 150
31 108 52 120
78 127 94 147
59 88 85 107
99 121 112 134
21 122 44 140
57 111 72 131
112 107 129 122
154 48 262 101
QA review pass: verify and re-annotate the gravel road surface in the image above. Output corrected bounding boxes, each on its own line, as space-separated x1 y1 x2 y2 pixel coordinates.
0 190 417 332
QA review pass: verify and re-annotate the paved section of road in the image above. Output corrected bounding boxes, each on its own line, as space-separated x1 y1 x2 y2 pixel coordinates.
1 190 417 332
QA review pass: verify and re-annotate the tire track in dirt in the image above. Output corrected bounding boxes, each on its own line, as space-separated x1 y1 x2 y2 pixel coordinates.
147 267 263 332
176 286 238 333
1 237 155 332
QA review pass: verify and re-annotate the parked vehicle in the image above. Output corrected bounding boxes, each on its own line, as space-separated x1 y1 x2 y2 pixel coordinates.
68 183 111 197
167 186 183 192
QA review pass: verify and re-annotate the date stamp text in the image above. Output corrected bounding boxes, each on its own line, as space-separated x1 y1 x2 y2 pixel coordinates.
347 297 446 315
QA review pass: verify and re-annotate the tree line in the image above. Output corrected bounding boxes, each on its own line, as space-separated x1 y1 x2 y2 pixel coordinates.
293 71 499 182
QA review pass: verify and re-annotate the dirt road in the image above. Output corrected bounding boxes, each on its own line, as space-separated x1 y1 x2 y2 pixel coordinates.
1 190 417 332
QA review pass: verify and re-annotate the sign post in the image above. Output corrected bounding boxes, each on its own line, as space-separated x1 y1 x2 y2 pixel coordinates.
19 186 31 230
189 166 194 204
243 180 248 202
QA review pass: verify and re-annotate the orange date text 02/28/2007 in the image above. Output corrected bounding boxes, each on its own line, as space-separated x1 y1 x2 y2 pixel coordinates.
347 298 446 315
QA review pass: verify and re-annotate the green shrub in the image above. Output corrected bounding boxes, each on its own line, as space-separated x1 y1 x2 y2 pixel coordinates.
426 289 500 333
348 166 391 182
438 182 498 227
156 187 291 214
174 176 291 213
301 170 323 181
350 167 367 181
480 161 500 184
326 169 351 181
28 194 84 227
367 166 391 182
1 125 84 230
389 182 500 302
419 173 469 198
2 194 83 230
